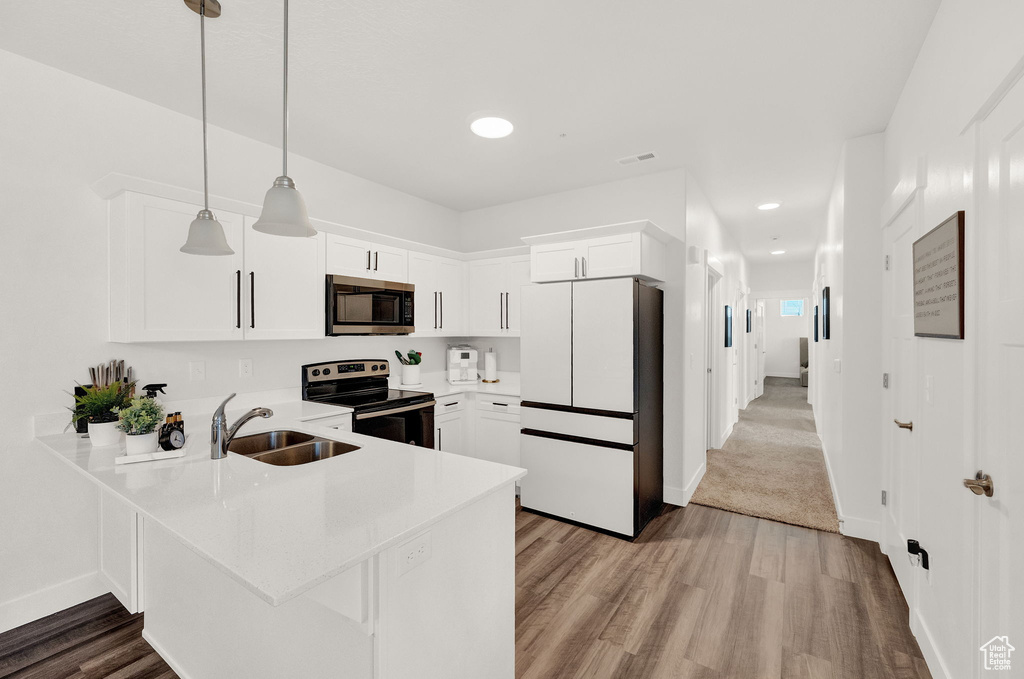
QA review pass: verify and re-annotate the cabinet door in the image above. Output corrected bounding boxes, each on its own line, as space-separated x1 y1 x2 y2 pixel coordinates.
531 242 581 282
504 256 531 334
520 434 634 536
572 278 635 413
126 194 244 342
244 225 326 340
407 252 438 335
520 282 572 406
580 233 639 280
475 411 520 467
370 244 408 282
468 259 506 335
436 413 464 456
326 235 374 278
436 257 465 335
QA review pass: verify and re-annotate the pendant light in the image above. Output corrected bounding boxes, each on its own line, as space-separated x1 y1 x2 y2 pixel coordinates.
252 0 315 237
180 0 234 256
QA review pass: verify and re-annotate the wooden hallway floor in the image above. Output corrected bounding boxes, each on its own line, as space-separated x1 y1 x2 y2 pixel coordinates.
0 503 929 679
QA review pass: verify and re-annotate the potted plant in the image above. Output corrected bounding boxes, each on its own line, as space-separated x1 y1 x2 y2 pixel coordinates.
72 382 134 447
115 397 166 455
396 349 422 386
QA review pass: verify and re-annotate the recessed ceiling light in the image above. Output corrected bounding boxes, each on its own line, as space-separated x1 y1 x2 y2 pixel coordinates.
771 250 786 255
758 202 781 210
470 117 514 139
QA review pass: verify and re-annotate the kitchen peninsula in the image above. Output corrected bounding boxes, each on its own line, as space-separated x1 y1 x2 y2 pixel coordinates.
35 399 525 679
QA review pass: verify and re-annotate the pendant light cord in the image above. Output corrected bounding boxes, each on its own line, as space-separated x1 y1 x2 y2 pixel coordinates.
200 0 210 211
282 0 289 177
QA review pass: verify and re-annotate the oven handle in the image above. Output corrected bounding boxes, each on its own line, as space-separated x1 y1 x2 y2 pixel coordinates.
354 400 436 420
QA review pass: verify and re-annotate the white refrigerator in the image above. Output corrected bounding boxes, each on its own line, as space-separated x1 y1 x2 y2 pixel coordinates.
519 277 663 539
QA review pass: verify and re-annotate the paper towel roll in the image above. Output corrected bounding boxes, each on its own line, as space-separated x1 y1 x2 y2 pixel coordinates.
484 349 498 383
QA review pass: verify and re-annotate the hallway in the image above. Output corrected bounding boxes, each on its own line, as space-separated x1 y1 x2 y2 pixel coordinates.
691 377 839 533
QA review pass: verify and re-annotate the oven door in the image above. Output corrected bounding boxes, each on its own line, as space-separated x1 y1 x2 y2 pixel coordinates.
353 402 435 448
326 275 415 335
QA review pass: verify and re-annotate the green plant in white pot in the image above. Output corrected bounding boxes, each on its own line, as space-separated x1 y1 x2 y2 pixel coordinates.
71 382 134 447
115 397 165 455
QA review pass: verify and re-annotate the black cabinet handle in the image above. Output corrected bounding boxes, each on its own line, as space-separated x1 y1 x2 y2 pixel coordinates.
235 270 241 329
437 427 441 450
504 292 509 329
439 291 443 329
249 271 255 329
434 292 438 329
499 293 504 329
374 251 379 271
366 250 371 270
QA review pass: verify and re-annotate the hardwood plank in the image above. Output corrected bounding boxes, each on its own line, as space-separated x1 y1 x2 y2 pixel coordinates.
750 518 789 582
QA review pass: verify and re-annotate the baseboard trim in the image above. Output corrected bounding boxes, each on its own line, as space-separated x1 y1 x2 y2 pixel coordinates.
0 571 107 634
766 372 802 379
911 608 953 679
838 515 880 542
664 460 707 507
143 630 195 679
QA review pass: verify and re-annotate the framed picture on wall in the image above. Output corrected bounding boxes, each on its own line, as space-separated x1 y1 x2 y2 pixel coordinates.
725 305 733 348
822 287 831 340
746 308 752 333
913 211 965 339
814 305 819 342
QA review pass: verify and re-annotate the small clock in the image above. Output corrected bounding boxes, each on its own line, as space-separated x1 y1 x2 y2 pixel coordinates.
159 425 186 451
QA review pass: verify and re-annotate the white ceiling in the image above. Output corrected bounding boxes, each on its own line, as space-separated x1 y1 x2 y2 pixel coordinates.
0 0 938 260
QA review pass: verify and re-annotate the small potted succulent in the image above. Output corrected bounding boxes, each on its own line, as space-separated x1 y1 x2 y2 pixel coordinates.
395 349 422 386
72 382 135 447
115 397 166 455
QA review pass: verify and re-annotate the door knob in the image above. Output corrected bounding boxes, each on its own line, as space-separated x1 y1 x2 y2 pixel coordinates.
894 419 913 431
963 471 994 497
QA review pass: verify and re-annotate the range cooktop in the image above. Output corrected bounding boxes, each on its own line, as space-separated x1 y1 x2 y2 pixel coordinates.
300 360 433 412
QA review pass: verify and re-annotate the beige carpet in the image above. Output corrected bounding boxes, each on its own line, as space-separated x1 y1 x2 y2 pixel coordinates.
690 377 840 532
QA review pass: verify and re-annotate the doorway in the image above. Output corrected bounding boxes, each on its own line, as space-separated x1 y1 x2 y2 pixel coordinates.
705 268 722 451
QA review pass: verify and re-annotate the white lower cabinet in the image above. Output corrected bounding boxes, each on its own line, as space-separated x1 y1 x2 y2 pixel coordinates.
474 398 521 468
435 394 465 455
519 434 634 536
99 489 143 613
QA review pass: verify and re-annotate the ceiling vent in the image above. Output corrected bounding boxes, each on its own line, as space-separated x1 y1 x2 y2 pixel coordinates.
617 151 658 165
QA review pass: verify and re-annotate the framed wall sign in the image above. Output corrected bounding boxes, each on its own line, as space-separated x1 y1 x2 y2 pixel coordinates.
913 211 965 339
746 308 752 333
724 305 733 348
822 287 831 340
814 305 819 342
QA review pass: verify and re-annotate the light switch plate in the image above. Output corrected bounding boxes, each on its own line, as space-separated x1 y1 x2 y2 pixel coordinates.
833 358 842 373
189 361 206 382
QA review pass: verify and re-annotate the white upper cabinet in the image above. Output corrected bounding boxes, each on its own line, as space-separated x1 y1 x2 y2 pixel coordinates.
109 192 325 343
111 193 245 342
408 252 466 336
243 218 326 340
468 255 531 336
325 234 408 282
525 221 669 283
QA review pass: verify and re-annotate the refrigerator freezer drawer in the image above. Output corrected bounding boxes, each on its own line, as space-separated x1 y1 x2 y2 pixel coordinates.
520 432 634 537
520 406 634 446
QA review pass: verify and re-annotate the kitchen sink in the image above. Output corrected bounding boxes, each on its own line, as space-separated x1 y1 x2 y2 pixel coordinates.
248 440 361 466
227 430 315 456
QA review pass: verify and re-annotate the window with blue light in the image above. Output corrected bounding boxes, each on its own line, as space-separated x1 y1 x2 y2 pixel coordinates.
780 299 804 317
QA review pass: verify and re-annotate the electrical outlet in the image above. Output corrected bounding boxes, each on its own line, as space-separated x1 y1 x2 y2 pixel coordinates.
189 361 206 382
239 358 253 378
398 531 432 575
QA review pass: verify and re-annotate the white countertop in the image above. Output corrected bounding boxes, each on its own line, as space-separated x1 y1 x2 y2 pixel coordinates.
36 398 525 607
390 371 521 399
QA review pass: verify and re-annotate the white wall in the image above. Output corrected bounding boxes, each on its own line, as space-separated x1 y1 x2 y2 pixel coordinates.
0 49 464 631
748 259 814 294
810 134 884 542
762 299 810 379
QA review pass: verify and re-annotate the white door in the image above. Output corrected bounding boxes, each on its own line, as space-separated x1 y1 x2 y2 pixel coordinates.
520 282 572 406
580 233 637 280
370 244 408 283
436 257 465 335
126 194 244 342
325 235 374 278
503 256 531 334
243 225 325 340
530 242 580 282
975 73 1024 676
882 202 920 609
435 414 463 456
573 278 634 413
468 259 506 335
755 300 766 398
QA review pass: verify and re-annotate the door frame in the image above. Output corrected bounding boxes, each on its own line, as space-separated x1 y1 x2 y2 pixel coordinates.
705 262 724 450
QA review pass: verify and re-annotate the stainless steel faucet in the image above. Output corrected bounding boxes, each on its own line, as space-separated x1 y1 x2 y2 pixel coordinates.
211 393 273 459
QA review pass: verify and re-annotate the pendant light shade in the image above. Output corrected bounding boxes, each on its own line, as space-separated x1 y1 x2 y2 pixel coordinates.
253 0 315 238
180 0 234 256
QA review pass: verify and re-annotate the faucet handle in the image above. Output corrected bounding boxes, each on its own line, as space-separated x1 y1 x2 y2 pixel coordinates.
214 393 237 420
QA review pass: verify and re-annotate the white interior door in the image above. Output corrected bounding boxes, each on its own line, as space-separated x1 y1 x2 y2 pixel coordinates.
755 300 766 398
977 72 1024 676
572 278 635 413
520 282 572 406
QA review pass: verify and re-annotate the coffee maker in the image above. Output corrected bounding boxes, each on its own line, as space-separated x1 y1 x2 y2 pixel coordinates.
446 345 479 385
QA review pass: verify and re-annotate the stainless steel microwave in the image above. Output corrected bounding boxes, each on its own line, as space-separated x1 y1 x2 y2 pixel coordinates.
325 275 415 335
